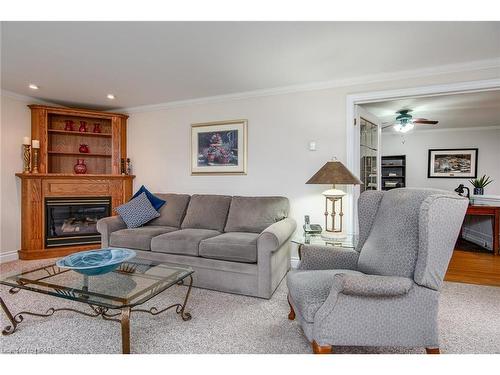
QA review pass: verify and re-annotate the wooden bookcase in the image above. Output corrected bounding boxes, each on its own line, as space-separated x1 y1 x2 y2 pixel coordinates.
29 105 127 175
381 155 406 191
16 105 134 260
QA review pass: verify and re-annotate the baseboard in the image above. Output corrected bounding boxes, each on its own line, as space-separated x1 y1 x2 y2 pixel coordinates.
462 229 493 250
291 256 300 269
0 250 19 263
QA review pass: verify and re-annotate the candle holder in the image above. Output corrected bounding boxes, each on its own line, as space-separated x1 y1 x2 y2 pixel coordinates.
32 148 40 174
23 144 32 173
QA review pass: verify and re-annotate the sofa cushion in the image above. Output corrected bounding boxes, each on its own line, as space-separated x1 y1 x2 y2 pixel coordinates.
109 226 178 251
181 194 232 232
199 232 259 263
115 192 160 228
151 228 221 256
224 196 289 233
146 193 191 228
132 185 166 211
287 269 363 323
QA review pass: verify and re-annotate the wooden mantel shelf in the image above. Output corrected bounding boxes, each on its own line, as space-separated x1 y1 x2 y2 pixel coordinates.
16 173 135 179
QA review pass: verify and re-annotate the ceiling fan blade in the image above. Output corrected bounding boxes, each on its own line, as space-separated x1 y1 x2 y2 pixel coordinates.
413 120 438 125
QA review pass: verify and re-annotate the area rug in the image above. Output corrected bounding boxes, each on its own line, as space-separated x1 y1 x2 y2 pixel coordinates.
1 259 499 354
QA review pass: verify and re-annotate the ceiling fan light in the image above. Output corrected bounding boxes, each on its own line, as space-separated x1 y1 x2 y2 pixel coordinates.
393 123 414 133
393 123 403 132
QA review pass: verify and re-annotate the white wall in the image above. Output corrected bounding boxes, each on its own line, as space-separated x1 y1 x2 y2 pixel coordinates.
0 94 32 261
382 127 500 195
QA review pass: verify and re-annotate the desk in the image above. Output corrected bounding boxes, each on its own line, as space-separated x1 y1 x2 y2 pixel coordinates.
462 205 500 255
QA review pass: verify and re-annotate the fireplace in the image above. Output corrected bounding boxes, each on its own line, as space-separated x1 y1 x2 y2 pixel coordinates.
45 197 111 247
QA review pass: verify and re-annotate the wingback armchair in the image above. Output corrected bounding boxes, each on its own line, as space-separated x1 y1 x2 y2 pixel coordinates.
286 188 468 354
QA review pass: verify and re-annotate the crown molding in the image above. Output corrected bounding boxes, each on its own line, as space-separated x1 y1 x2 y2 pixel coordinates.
1 89 57 105
119 58 500 114
382 125 500 135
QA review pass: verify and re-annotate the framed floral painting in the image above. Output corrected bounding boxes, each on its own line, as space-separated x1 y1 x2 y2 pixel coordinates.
191 119 247 175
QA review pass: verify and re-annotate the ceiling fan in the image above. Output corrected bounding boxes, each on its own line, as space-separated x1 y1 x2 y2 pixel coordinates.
383 110 439 133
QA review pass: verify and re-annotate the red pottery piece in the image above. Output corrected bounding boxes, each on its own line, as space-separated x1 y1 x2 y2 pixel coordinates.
74 159 87 174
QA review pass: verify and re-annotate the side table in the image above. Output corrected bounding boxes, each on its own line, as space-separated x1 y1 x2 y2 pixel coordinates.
291 233 358 259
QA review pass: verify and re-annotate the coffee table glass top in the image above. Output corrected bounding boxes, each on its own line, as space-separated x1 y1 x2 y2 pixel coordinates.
0 259 193 309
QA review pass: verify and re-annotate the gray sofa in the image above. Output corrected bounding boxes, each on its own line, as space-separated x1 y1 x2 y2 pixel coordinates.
97 194 296 299
287 188 468 353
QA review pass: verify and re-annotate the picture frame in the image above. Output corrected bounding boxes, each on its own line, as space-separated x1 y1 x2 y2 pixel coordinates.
191 119 247 175
427 148 478 178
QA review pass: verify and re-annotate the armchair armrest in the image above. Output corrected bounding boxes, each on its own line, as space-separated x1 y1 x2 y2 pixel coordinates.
97 215 127 247
334 274 413 297
257 218 297 253
298 246 359 271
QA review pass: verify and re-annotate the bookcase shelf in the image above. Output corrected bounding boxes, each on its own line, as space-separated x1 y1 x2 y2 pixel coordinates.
48 151 112 158
48 129 112 137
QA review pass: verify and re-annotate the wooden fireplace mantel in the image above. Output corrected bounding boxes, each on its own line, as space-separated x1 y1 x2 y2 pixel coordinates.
16 105 134 260
16 173 134 260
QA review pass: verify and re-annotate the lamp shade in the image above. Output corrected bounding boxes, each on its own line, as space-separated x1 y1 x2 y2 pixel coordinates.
306 161 362 185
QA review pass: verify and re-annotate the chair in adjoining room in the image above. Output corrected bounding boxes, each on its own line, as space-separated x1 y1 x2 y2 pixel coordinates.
287 188 468 354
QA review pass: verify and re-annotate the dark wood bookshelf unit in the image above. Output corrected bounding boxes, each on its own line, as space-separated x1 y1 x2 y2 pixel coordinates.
381 155 406 191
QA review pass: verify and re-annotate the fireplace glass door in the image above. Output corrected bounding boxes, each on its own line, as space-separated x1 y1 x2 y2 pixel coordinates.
45 197 111 247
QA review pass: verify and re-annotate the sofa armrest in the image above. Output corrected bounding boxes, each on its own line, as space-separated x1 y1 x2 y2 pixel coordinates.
257 218 297 253
298 246 359 271
334 274 413 297
97 215 127 247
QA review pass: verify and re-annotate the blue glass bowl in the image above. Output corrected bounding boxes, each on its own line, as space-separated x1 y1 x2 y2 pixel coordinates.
56 248 136 276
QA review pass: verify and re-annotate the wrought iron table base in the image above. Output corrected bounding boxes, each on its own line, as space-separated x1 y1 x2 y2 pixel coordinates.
0 274 193 354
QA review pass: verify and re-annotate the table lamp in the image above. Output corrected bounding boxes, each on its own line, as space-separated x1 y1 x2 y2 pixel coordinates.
306 159 362 238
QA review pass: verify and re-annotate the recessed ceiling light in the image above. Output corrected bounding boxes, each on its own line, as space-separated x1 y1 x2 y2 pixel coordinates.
107 94 115 100
29 84 39 90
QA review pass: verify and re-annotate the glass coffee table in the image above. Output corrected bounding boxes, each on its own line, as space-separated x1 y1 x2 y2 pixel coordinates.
0 258 193 354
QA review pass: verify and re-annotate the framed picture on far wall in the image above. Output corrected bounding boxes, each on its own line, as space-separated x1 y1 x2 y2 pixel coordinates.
191 119 247 175
427 148 478 178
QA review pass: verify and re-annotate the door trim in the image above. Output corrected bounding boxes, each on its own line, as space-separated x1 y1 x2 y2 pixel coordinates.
345 78 500 234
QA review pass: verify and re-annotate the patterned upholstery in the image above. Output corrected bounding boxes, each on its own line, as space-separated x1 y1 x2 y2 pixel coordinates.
115 192 160 228
357 189 446 278
287 269 363 322
298 246 359 271
286 188 469 350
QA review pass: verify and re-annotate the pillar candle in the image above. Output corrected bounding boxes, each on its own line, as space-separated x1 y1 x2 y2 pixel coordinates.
23 136 31 145
32 140 40 148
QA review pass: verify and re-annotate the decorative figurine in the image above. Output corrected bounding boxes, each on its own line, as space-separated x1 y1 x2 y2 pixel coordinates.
64 120 74 131
79 144 89 153
74 159 87 174
79 121 88 133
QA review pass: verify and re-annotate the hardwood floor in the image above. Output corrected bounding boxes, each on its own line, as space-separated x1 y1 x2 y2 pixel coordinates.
445 249 500 287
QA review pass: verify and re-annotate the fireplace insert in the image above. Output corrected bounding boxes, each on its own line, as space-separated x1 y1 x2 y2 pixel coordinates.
45 197 111 247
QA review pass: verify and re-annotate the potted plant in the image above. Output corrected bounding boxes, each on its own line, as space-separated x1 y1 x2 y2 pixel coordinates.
469 175 494 195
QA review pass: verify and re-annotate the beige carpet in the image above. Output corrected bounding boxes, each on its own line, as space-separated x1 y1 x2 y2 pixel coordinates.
1 259 500 354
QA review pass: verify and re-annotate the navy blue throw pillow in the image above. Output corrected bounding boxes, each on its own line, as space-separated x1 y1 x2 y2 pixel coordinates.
132 185 166 211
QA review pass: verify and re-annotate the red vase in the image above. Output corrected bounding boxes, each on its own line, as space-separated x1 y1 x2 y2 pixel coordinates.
64 120 74 131
79 144 89 153
74 159 87 174
93 123 101 133
79 121 87 133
